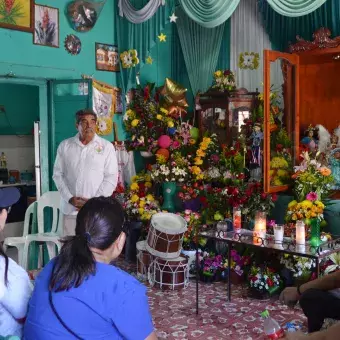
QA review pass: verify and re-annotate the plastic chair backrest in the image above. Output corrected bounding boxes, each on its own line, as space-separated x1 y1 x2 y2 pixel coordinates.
22 201 37 237
37 191 62 234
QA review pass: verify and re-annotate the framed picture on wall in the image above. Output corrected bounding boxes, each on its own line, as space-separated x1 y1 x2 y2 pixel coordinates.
33 4 59 48
95 43 120 72
0 0 34 32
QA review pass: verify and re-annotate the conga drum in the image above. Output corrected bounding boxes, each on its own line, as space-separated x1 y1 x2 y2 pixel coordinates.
146 212 187 259
148 255 189 290
136 240 152 281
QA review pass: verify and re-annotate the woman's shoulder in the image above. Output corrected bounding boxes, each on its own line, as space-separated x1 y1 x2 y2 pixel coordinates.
96 262 146 295
0 256 30 281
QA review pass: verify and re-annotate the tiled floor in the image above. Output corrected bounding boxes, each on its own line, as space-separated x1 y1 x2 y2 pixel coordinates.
115 258 307 339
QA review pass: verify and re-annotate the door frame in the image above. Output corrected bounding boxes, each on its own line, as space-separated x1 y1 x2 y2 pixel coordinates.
0 77 49 193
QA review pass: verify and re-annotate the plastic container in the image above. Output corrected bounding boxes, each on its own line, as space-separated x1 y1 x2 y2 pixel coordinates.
261 310 285 339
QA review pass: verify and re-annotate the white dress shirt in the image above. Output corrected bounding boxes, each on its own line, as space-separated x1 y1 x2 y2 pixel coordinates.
0 256 33 337
53 133 118 215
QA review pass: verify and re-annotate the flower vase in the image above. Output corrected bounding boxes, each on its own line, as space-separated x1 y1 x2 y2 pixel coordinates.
162 182 177 212
140 151 153 158
310 218 321 247
181 249 196 277
183 198 201 212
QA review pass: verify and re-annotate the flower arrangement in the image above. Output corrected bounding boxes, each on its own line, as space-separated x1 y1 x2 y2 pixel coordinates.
223 249 251 277
248 266 282 295
280 255 316 279
198 251 224 279
220 143 245 176
178 182 203 202
285 196 325 224
201 186 229 223
212 69 236 92
178 210 201 250
321 253 340 275
292 152 334 202
123 173 160 222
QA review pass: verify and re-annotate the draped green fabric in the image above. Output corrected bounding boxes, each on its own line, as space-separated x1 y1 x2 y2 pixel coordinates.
267 0 327 17
178 0 240 28
216 19 231 71
259 0 340 52
116 0 174 93
176 7 225 96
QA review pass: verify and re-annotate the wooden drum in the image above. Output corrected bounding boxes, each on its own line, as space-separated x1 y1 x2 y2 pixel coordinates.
146 212 187 259
148 255 189 290
136 241 152 281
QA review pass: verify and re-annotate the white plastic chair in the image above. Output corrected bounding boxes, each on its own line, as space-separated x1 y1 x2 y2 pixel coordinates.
3 201 37 268
22 191 63 269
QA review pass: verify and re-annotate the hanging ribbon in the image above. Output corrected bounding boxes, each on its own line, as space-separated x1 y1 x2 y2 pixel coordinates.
118 0 165 24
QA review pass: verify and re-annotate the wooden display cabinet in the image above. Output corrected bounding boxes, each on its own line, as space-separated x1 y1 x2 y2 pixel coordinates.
263 28 340 194
198 88 259 146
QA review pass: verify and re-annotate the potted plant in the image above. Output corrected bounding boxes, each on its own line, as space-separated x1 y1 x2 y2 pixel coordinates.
223 249 251 284
198 251 225 283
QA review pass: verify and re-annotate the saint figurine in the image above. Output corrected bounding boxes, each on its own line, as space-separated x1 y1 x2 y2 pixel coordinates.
250 123 263 169
301 124 318 152
0 152 6 168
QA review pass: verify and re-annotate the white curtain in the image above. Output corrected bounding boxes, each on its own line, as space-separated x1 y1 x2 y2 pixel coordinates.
230 0 283 93
118 0 165 24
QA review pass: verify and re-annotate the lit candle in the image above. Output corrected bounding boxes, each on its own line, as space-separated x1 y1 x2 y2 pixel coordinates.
233 207 242 232
296 220 306 245
254 211 266 245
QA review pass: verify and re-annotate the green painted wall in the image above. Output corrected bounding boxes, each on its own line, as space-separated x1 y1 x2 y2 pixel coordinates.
0 84 39 135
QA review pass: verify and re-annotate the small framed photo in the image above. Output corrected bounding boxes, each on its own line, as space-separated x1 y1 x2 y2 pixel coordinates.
33 4 59 48
0 0 34 33
95 43 119 72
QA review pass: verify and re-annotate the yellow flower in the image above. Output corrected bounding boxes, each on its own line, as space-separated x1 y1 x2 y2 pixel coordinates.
167 121 174 128
130 182 139 191
301 200 313 209
156 114 163 120
126 109 135 117
131 194 139 203
139 200 146 208
194 157 203 165
145 174 152 182
200 143 208 151
196 173 204 180
202 137 211 144
189 138 196 145
292 213 297 221
196 149 206 157
146 194 154 201
315 200 325 209
288 200 297 208
138 208 144 215
191 166 202 175
145 181 152 188
131 119 139 127
214 70 222 77
160 107 168 115
131 175 138 182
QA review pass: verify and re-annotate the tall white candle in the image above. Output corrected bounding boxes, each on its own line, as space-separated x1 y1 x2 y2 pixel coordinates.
296 220 306 245
254 211 266 245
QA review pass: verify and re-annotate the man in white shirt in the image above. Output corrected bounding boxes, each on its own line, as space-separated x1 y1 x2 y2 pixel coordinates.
53 109 118 235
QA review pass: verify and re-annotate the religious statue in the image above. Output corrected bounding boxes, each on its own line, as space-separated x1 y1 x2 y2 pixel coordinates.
250 123 263 169
329 148 340 189
301 124 318 152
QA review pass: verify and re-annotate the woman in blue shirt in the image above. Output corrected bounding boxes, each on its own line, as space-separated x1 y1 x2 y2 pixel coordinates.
24 197 156 340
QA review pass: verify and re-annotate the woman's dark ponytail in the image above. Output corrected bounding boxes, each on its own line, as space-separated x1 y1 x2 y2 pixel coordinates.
49 197 125 292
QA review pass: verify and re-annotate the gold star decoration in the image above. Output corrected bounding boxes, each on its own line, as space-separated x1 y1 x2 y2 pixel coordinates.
158 33 167 42
146 56 153 65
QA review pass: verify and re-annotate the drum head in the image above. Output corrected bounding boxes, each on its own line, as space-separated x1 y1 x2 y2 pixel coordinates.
136 240 147 251
151 212 187 235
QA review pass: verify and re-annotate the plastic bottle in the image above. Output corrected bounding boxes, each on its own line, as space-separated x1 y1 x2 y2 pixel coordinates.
261 310 285 339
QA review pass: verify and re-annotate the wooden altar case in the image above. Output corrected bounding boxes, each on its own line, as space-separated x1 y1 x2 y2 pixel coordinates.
263 28 340 193
198 88 259 146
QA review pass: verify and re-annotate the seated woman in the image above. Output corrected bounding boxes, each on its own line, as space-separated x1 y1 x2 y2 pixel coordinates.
0 187 33 338
24 197 156 340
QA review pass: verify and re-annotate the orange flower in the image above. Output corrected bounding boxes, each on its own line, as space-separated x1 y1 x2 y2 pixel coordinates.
291 171 301 179
319 167 331 176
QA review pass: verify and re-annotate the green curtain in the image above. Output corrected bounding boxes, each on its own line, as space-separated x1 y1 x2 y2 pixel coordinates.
267 0 327 17
178 0 240 28
176 7 225 96
216 19 231 71
116 0 175 93
259 0 340 52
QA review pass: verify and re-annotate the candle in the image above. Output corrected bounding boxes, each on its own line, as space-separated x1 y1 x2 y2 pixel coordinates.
296 220 306 245
254 211 266 245
233 207 241 232
274 224 284 244
136 72 140 85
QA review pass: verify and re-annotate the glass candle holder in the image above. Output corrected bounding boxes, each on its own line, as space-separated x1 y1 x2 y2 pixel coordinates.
274 224 284 244
253 211 266 245
233 207 242 232
295 220 306 245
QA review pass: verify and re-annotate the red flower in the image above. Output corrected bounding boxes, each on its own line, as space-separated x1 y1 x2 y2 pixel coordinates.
261 193 267 200
271 193 278 201
276 144 283 151
267 278 274 287
143 86 150 101
147 122 153 128
224 70 231 76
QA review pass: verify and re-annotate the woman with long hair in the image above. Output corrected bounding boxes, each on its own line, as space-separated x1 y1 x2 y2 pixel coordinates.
24 197 156 339
0 187 32 338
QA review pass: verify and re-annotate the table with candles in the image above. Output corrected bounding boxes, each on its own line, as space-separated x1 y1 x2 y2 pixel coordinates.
195 224 340 313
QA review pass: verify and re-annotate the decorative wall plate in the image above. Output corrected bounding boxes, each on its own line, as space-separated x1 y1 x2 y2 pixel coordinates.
64 34 81 55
